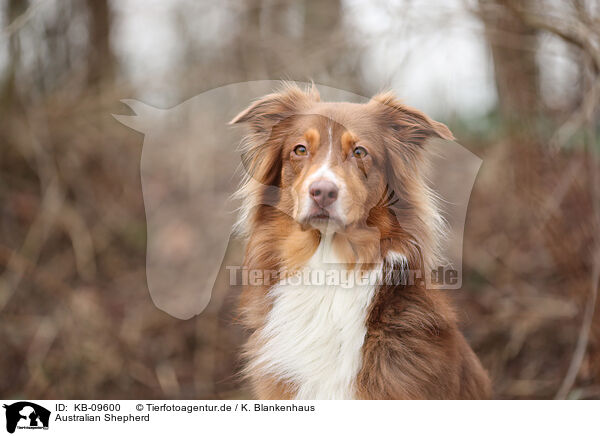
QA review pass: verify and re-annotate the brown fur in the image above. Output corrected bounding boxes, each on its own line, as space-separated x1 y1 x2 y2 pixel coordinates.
231 83 491 399
357 271 491 399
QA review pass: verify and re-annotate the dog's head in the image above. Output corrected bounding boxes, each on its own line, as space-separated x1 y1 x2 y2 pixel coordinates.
231 84 453 268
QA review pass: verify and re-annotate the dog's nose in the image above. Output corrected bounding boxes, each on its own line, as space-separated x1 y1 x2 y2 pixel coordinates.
309 180 339 208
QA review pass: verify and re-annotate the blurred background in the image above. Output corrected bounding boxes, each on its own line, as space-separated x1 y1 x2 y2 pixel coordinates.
1 0 599 399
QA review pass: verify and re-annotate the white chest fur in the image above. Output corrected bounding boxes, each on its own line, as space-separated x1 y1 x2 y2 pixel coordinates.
252 234 379 399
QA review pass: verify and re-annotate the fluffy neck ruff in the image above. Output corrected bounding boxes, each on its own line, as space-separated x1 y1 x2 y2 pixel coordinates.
247 229 383 399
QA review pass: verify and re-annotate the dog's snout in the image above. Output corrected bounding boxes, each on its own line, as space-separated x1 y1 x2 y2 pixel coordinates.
309 180 339 208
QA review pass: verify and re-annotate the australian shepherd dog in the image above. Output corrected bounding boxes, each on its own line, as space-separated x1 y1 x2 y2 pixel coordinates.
230 83 491 400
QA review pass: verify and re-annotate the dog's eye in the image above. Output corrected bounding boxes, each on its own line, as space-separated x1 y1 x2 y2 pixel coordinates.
293 145 308 156
353 146 368 158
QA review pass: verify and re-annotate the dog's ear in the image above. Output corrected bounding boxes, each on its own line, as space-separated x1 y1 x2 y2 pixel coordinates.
230 83 320 133
230 84 320 187
369 91 453 148
369 90 454 186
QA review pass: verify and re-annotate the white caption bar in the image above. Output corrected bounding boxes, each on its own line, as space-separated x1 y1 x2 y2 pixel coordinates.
0 400 597 436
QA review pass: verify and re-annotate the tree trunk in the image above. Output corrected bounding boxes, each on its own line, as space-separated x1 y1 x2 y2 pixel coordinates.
86 0 113 86
1 0 27 110
479 0 539 129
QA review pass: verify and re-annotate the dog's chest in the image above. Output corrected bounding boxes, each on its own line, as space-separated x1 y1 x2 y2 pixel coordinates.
254 245 378 399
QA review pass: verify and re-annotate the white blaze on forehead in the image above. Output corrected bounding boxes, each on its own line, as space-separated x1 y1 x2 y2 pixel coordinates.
306 120 338 185
307 165 340 186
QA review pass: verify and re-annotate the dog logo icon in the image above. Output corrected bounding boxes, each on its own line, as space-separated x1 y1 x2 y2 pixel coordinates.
3 402 50 433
